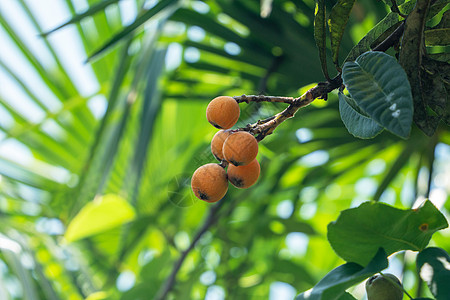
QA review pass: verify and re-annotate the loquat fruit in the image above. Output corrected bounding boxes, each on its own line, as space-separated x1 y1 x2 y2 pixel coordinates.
211 130 234 162
191 163 228 203
227 159 260 188
222 131 258 166
206 96 240 129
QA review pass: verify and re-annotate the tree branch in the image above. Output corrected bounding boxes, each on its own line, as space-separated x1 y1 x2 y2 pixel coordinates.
233 75 343 141
234 94 295 104
230 11 411 142
155 200 227 300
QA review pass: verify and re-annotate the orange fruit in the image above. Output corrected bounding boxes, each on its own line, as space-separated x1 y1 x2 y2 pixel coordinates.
191 163 228 202
227 159 260 188
222 131 258 166
206 96 240 129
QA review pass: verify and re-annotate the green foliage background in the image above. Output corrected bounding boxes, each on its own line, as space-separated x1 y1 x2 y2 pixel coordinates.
0 0 448 299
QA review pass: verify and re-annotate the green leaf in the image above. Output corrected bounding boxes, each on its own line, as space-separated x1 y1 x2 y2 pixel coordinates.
373 142 416 201
344 0 419 63
428 1 450 22
344 15 402 63
271 258 316 286
338 292 357 300
88 0 178 60
417 247 450 300
85 292 109 300
42 0 121 36
338 92 383 139
428 52 450 63
425 28 450 46
328 200 449 266
295 248 388 300
342 51 413 138
65 194 136 242
170 8 252 52
328 0 356 67
127 48 167 204
122 251 171 300
0 157 61 190
314 0 329 80
1 238 39 300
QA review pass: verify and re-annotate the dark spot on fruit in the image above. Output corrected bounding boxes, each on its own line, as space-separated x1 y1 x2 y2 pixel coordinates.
230 176 244 187
230 159 242 166
198 191 209 201
210 122 223 129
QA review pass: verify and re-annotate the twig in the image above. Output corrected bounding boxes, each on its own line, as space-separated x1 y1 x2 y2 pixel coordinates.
234 94 295 104
234 75 342 141
154 200 227 300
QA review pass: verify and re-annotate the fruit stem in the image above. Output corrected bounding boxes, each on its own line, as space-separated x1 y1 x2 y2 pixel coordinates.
219 160 229 168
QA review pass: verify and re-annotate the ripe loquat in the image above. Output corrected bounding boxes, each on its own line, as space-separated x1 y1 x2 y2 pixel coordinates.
227 159 260 188
191 163 228 203
222 131 258 166
211 130 234 162
206 96 240 129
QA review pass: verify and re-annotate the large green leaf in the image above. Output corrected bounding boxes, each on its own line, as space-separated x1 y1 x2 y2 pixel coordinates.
338 92 383 139
65 194 136 242
328 200 448 266
328 0 356 67
417 247 450 300
295 248 388 300
342 51 413 138
314 0 329 80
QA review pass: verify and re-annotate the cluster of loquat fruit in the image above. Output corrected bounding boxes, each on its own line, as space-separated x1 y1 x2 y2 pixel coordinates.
191 96 261 203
